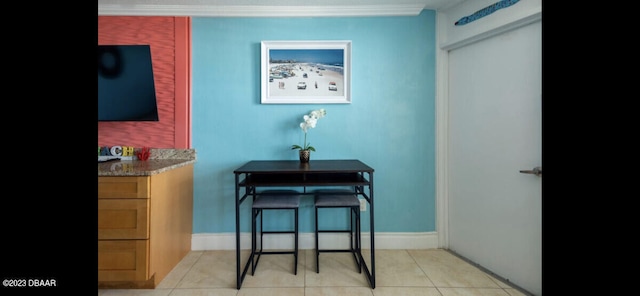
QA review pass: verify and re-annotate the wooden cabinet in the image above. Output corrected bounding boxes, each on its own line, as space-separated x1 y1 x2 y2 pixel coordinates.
98 164 193 289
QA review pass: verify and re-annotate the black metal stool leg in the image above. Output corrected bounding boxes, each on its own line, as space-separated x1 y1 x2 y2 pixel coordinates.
294 207 298 275
251 208 257 274
349 208 355 269
354 207 362 272
315 205 320 273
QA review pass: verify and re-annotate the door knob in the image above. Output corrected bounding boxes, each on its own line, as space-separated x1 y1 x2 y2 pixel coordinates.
519 166 542 176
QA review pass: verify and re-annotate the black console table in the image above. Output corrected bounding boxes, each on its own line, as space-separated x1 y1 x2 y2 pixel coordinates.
233 159 375 289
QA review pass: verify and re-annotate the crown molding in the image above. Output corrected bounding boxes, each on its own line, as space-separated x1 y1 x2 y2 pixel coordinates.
97 4 427 17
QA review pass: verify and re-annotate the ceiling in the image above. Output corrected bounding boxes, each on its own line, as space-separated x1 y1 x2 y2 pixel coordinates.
98 0 467 17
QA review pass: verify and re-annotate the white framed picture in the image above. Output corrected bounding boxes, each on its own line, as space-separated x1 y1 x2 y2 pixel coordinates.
261 40 352 104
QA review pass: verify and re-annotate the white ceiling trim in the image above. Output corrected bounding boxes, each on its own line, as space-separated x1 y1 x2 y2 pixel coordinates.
97 4 428 17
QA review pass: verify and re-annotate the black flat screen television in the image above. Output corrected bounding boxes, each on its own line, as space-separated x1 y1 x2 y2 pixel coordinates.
98 44 159 121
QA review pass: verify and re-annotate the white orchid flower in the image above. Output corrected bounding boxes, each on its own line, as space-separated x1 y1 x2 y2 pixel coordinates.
291 109 327 152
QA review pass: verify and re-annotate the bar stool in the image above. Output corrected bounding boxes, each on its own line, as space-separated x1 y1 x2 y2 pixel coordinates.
251 189 301 275
314 189 361 273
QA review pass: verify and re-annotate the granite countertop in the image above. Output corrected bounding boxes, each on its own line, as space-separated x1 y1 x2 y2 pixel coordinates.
98 148 196 176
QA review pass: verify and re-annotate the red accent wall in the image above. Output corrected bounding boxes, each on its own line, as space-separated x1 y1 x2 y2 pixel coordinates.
98 16 191 149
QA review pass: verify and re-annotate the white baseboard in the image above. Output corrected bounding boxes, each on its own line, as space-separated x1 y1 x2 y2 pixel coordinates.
191 232 438 251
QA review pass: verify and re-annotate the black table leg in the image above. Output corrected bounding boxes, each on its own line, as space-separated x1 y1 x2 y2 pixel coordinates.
235 174 241 289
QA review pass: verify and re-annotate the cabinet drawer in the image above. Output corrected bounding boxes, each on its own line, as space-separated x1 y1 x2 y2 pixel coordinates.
98 240 149 282
98 199 149 239
98 177 149 199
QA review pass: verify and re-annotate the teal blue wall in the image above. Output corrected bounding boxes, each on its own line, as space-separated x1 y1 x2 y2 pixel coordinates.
191 10 436 234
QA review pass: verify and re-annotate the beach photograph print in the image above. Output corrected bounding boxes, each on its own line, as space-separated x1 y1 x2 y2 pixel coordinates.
261 41 351 104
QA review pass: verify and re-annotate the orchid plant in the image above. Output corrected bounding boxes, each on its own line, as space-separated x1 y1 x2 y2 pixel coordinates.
291 108 327 152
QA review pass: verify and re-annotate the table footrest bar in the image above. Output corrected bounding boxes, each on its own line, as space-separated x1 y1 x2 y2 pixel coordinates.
357 252 375 288
318 249 357 253
255 250 296 255
317 249 361 273
240 253 253 286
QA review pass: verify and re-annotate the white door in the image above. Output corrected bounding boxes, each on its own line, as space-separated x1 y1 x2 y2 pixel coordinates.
447 21 541 295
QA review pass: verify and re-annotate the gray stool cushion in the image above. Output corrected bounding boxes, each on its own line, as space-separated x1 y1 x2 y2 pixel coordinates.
253 190 301 209
315 189 359 207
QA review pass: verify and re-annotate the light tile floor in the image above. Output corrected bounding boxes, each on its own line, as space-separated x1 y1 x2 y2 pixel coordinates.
98 249 532 296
